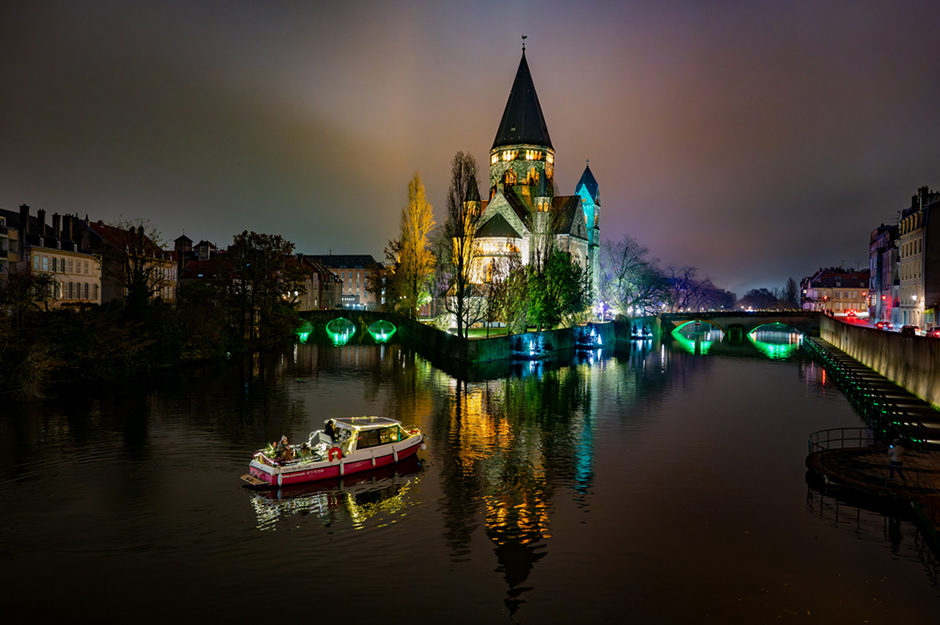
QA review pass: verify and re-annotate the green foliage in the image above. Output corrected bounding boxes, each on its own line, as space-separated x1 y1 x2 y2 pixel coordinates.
225 230 305 345
526 250 590 331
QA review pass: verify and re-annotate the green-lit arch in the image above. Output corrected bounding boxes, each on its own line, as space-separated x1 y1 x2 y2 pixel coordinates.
673 319 725 333
747 321 803 336
367 320 397 343
295 320 314 344
326 317 356 346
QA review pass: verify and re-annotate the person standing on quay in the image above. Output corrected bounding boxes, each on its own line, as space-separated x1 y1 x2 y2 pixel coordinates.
888 439 906 482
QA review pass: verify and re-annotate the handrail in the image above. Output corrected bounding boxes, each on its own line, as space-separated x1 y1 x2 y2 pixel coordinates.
808 427 939 500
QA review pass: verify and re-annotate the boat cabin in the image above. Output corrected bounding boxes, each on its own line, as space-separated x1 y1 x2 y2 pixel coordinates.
328 416 409 455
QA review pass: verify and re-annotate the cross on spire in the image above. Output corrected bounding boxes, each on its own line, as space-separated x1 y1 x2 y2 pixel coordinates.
522 34 527 52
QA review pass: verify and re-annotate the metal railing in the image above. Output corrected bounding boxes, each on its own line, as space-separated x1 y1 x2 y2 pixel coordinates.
808 427 940 527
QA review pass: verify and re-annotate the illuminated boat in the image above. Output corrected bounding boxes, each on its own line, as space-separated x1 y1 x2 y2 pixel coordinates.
241 416 426 488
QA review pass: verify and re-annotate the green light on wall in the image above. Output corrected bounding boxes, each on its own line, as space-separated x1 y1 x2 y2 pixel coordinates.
367 320 397 343
326 317 356 346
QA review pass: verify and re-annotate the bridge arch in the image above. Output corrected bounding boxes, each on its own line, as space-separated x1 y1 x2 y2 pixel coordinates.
748 321 806 335
671 319 728 333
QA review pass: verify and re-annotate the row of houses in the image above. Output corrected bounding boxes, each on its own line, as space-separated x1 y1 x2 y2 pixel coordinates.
800 268 870 316
869 186 940 328
0 204 386 312
868 186 940 328
800 185 940 329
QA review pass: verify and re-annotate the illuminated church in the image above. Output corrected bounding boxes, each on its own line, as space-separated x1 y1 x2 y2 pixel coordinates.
472 49 600 301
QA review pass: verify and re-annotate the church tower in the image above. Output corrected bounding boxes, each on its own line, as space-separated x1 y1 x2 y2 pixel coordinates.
473 46 602 310
575 163 601 301
489 50 555 194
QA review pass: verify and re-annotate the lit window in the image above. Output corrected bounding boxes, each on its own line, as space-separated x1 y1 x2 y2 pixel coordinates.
42 256 48 272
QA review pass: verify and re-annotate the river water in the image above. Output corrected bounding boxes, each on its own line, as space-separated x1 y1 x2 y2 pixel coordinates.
1 333 939 623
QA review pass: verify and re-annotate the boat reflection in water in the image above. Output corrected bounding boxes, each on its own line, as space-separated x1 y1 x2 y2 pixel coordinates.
247 455 424 531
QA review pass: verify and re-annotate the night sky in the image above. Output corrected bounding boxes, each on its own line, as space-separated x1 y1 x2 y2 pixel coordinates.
3 1 940 295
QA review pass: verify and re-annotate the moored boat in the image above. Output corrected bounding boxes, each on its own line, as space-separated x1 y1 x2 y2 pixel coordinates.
241 416 425 487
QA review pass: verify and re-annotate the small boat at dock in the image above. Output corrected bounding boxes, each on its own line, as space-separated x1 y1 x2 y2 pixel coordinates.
242 416 425 488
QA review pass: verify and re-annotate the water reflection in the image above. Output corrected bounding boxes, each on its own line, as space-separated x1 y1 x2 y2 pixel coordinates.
248 456 424 531
749 326 803 360
805 480 940 589
6 335 940 622
672 324 724 355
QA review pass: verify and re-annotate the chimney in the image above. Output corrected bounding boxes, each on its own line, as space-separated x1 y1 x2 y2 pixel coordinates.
19 204 29 233
52 213 61 239
36 209 46 236
65 214 74 241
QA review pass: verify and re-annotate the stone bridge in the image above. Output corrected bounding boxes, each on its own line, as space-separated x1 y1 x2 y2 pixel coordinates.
659 311 822 337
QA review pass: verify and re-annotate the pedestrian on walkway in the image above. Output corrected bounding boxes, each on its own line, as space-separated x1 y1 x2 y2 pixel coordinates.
888 439 906 482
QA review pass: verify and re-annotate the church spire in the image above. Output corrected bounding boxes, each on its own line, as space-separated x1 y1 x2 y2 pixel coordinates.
492 51 552 150
576 161 599 204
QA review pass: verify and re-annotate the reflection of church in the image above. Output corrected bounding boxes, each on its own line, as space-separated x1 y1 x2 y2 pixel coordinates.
472 49 601 298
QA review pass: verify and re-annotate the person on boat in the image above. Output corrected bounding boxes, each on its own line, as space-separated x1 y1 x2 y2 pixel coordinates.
298 442 312 459
324 420 337 442
276 435 293 463
888 439 906 482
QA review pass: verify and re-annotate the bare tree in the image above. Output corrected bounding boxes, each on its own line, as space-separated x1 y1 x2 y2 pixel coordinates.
438 152 485 337
599 235 667 316
94 218 173 317
783 277 799 309
664 266 733 312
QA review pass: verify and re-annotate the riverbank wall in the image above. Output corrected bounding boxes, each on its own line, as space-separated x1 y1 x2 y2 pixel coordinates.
301 311 659 364
820 316 940 408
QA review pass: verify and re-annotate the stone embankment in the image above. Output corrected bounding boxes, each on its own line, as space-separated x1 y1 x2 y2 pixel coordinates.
804 336 940 547
821 315 940 408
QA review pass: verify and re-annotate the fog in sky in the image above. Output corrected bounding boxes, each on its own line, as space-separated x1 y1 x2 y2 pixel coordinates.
3 0 940 295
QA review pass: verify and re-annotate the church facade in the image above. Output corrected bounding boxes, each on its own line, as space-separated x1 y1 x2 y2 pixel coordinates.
471 50 601 304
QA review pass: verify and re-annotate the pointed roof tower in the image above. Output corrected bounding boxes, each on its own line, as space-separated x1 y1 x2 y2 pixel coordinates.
492 51 553 150
576 162 599 204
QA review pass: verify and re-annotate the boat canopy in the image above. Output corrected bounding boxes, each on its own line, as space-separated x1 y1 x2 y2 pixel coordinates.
330 416 402 431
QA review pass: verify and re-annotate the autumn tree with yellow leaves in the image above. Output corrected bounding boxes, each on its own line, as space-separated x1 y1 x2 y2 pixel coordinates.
385 173 436 319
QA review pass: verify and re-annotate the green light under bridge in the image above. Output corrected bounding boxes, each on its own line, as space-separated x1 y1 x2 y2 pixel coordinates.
295 320 314 344
326 317 356 346
367 320 397 343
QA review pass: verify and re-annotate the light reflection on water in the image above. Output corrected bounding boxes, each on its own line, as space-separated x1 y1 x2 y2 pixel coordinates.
1 338 939 622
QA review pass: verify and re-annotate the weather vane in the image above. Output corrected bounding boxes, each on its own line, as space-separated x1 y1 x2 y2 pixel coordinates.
522 35 527 51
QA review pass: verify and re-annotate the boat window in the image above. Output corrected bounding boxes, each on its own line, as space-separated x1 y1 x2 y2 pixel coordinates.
379 426 401 445
357 429 382 450
357 426 401 450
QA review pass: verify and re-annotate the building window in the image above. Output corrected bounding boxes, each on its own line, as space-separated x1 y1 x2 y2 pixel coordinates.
84 283 89 299
41 256 48 272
